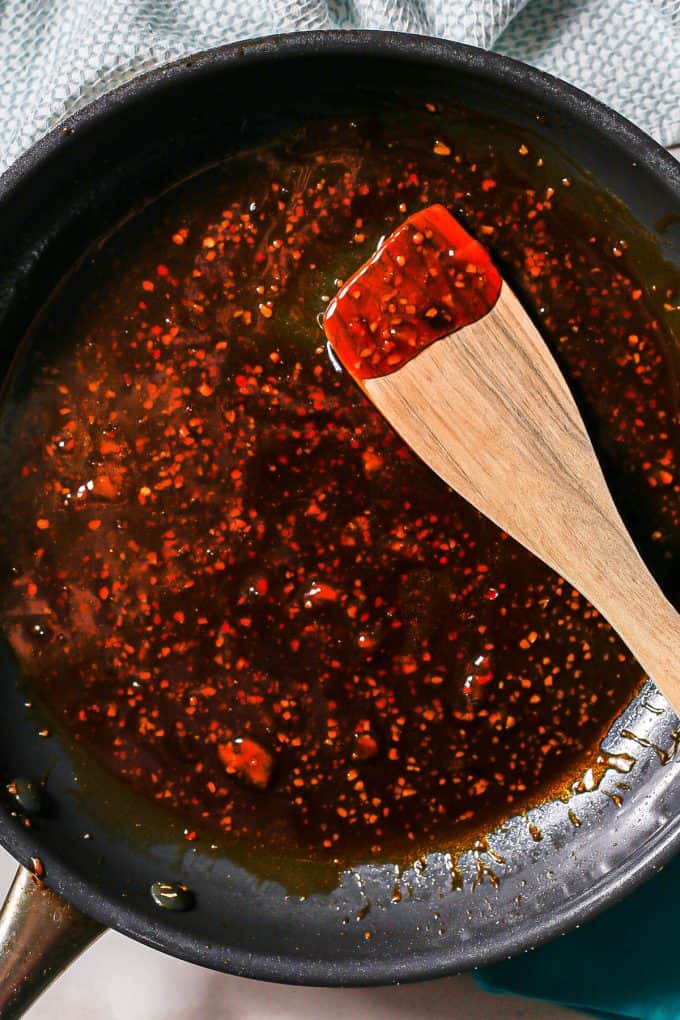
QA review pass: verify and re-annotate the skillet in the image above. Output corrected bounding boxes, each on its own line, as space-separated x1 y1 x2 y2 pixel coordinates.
0 30 677 1017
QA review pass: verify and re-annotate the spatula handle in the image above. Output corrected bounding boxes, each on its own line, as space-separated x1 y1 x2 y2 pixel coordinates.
365 284 680 713
568 509 680 712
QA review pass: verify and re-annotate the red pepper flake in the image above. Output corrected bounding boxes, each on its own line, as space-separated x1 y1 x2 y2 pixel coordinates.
361 450 383 476
218 738 274 790
357 631 378 652
142 280 155 292
92 473 121 500
302 581 339 607
36 518 50 530
353 733 379 760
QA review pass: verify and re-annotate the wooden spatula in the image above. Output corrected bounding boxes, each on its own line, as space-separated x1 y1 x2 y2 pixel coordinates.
323 204 680 713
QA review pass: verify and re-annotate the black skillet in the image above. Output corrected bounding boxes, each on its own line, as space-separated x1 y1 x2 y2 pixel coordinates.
0 30 678 1018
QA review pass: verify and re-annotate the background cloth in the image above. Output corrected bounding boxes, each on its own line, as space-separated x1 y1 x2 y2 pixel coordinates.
477 854 680 1020
0 0 679 178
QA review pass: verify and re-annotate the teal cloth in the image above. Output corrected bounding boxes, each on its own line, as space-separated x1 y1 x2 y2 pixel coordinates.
475 854 680 1019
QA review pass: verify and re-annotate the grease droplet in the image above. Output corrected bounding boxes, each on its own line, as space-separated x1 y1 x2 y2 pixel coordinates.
150 881 194 911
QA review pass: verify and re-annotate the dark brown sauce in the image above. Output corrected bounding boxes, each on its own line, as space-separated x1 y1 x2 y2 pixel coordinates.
323 204 501 377
0 107 676 883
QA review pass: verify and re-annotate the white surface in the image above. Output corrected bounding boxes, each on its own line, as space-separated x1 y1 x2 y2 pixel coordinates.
0 846 578 1019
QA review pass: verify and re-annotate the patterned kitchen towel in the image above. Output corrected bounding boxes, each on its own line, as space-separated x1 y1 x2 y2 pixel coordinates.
476 852 680 1020
0 0 678 176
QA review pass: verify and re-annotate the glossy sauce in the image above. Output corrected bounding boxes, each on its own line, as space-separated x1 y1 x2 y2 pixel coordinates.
0 108 676 881
323 204 501 377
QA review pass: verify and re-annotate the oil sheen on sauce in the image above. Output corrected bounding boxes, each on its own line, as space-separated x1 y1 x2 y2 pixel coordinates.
0 108 676 884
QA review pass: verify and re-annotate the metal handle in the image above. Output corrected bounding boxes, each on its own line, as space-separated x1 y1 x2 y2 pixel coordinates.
0 865 104 1018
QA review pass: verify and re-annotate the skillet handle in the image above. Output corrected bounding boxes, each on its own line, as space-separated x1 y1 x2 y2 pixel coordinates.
0 865 104 1019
